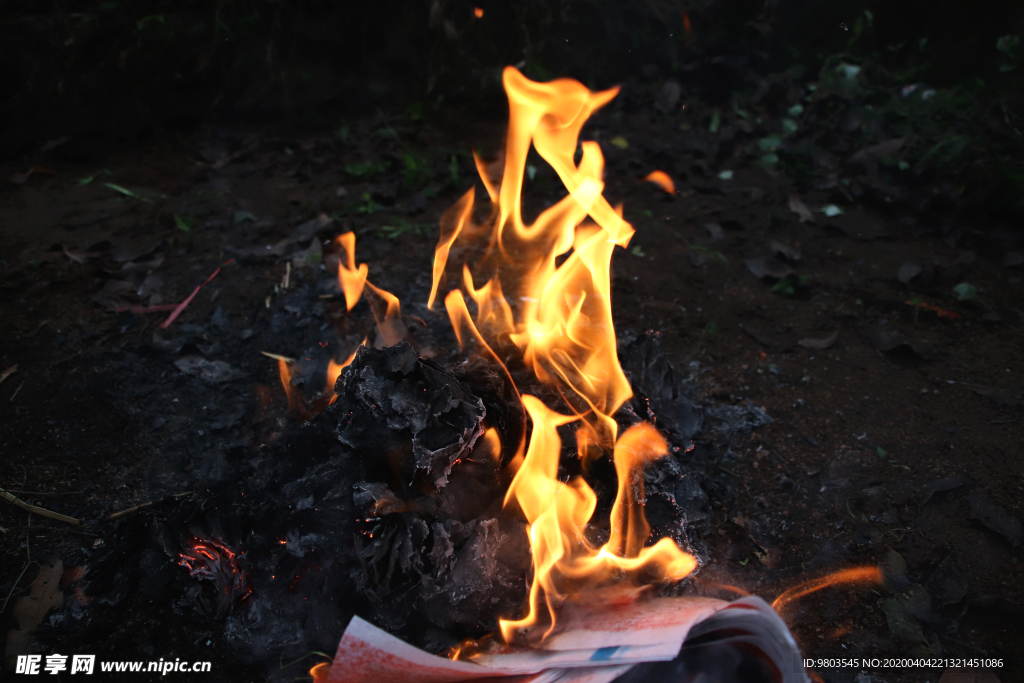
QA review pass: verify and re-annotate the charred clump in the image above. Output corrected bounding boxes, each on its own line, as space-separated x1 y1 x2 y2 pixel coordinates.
54 340 709 679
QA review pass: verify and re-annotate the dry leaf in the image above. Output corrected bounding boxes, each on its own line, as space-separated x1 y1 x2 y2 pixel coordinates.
788 194 815 223
797 331 839 350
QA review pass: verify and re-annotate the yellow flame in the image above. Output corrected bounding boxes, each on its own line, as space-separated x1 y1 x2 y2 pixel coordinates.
429 67 697 642
334 232 368 311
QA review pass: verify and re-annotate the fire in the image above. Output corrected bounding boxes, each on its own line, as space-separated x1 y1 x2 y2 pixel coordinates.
324 343 363 405
275 341 363 419
309 662 330 683
644 170 676 195
771 566 883 614
427 67 697 642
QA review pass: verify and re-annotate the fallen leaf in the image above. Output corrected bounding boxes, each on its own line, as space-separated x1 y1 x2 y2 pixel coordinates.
968 494 1022 546
174 356 247 383
954 282 977 301
797 330 839 350
0 365 17 385
62 244 98 264
288 213 334 244
769 240 801 262
898 261 922 285
787 194 815 223
13 558 64 632
704 223 724 241
610 136 629 149
744 256 794 279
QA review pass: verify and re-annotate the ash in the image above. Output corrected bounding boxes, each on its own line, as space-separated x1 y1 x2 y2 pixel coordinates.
53 335 763 680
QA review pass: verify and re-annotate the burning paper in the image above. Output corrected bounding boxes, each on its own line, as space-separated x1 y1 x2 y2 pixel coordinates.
319 596 809 683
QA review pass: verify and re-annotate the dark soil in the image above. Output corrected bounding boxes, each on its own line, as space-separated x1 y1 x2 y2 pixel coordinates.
1 74 1022 683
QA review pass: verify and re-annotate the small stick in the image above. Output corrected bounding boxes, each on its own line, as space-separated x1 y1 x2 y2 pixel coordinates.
260 351 296 363
9 380 25 402
0 488 80 525
4 525 99 537
159 259 234 329
2 490 82 496
105 492 192 521
0 364 17 385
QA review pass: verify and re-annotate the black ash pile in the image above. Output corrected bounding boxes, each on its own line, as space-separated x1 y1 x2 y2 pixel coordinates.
47 327 770 680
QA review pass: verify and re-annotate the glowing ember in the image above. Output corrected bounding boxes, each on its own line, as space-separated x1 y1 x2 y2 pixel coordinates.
427 67 697 643
771 566 884 614
309 662 330 683
177 538 251 618
643 170 676 195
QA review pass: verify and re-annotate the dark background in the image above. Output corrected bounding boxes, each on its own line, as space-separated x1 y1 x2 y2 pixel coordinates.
4 0 1023 146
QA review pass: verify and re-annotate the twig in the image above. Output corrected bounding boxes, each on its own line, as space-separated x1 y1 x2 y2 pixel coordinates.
0 364 17 385
4 525 99 537
260 351 296 363
105 491 192 521
9 380 25 402
159 260 234 329
2 490 82 496
0 487 80 525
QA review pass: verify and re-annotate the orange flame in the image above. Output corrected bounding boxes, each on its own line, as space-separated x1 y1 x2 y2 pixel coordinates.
277 358 300 414
644 170 676 194
333 232 406 346
276 341 363 418
324 341 364 406
334 232 368 311
309 662 330 683
474 7 484 18
428 67 697 643
771 566 884 614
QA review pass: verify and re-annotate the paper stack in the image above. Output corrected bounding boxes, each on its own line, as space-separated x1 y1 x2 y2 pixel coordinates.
318 596 809 683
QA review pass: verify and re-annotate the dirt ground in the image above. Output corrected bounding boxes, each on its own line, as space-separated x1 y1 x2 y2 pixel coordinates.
1 81 1022 683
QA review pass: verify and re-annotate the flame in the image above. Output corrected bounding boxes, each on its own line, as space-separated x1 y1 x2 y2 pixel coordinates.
309 663 330 683
277 358 300 414
498 400 696 641
428 67 697 643
275 341 363 419
324 342 363 405
333 231 406 346
334 232 368 311
474 7 484 18
644 170 676 194
771 566 884 614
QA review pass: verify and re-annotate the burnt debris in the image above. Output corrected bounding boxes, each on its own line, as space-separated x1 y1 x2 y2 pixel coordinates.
50 340 719 680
